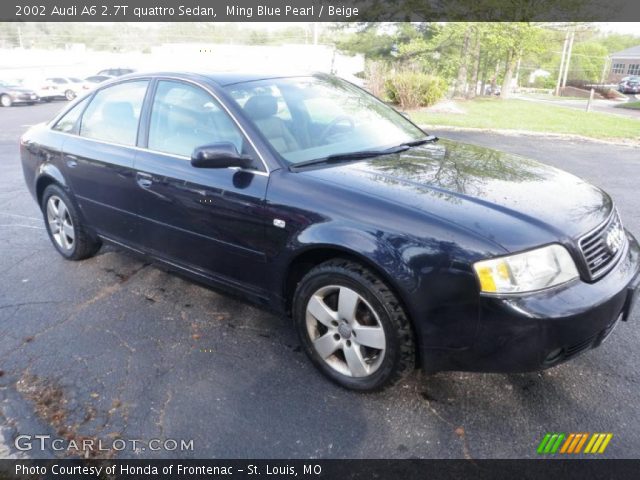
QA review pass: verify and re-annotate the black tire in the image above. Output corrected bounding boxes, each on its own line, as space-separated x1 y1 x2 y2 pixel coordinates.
41 184 101 260
293 259 415 391
1 94 12 107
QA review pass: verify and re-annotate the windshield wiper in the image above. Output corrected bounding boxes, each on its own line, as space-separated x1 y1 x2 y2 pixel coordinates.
290 145 410 170
399 135 439 147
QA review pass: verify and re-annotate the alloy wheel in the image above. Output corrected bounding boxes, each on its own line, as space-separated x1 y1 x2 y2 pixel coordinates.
305 285 386 378
46 195 75 251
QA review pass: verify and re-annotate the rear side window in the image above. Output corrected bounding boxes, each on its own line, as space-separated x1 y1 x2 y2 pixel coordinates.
147 80 245 158
80 81 148 146
52 96 91 134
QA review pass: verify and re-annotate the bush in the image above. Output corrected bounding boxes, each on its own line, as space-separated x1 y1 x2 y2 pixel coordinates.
364 61 389 99
532 76 556 89
384 72 447 109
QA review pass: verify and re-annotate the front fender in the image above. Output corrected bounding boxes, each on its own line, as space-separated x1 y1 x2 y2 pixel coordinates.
265 169 490 357
294 222 419 294
275 219 482 355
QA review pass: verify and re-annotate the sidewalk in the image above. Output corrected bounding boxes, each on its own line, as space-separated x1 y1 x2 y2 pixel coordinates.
514 93 640 120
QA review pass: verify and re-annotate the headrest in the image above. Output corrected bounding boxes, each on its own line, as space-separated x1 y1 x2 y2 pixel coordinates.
243 95 278 120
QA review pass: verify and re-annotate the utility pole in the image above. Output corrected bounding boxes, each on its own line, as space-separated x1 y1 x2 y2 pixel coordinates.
18 26 24 48
561 30 575 89
312 23 318 45
554 30 569 96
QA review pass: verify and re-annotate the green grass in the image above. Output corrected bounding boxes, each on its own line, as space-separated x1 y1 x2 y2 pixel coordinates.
410 98 640 141
615 101 640 110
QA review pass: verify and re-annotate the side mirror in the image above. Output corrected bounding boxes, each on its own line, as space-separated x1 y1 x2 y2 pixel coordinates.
191 142 253 169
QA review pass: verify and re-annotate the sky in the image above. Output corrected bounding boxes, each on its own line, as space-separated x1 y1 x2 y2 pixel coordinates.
597 23 639 35
255 22 638 37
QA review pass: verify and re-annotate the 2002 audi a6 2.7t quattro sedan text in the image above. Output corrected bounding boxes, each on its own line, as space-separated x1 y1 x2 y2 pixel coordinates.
20 72 640 390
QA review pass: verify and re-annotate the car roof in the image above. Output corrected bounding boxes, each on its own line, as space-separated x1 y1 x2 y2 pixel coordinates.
119 70 319 87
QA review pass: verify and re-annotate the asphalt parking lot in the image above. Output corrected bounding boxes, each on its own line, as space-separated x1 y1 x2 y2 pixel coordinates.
1 102 639 459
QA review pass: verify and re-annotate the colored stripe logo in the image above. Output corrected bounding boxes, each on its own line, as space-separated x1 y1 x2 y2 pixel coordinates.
537 433 612 454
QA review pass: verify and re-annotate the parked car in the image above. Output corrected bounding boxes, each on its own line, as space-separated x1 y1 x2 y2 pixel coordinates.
0 80 38 107
20 72 640 391
26 79 60 102
618 76 640 93
96 68 135 77
621 79 640 94
43 77 92 100
484 84 501 95
85 75 114 85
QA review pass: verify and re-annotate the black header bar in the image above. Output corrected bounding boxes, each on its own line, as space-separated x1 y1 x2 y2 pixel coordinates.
3 0 640 22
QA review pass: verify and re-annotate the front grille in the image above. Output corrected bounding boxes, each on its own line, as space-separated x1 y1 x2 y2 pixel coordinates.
578 209 627 281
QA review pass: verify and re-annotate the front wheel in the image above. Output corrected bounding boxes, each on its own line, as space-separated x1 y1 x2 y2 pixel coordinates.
64 89 76 101
1 94 12 107
293 259 415 391
41 184 101 260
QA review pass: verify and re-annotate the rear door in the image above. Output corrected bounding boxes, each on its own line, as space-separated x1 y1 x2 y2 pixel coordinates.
59 80 149 246
133 79 270 293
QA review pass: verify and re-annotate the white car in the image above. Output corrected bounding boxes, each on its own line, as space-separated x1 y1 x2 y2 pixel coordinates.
52 77 93 99
35 77 92 101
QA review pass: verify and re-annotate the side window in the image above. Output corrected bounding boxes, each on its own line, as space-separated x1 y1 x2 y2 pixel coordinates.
227 84 298 154
52 96 91 134
80 81 148 146
148 80 245 158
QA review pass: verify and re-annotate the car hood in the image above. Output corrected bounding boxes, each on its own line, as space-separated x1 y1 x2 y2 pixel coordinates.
301 139 612 252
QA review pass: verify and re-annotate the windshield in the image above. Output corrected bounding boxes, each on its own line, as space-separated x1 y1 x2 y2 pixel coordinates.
224 76 426 164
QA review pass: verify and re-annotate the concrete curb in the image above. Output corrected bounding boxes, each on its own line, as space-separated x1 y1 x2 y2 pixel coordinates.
419 125 640 148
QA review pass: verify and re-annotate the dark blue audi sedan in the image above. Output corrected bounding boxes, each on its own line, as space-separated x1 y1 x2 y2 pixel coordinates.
20 72 640 390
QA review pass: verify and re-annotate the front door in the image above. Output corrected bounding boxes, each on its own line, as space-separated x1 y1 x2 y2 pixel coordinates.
133 79 270 294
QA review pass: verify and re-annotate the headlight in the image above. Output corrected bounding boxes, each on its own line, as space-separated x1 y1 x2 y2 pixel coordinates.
473 244 578 294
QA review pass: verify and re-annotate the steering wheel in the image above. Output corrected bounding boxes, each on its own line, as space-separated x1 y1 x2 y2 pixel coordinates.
319 116 355 144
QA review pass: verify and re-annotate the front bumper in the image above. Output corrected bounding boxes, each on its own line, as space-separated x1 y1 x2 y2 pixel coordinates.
424 231 640 373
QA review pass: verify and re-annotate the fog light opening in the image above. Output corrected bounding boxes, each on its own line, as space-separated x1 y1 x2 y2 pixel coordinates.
544 348 564 365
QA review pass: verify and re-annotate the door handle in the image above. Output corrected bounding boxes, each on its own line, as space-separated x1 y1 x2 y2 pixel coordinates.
136 173 154 188
66 155 78 168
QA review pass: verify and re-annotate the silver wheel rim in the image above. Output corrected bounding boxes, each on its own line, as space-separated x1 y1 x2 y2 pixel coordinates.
1 95 10 107
305 285 386 378
46 195 75 251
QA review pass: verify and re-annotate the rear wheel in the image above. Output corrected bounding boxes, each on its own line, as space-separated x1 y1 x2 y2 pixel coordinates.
64 90 76 101
41 184 101 260
1 95 12 107
293 259 415 391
